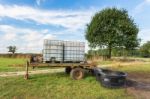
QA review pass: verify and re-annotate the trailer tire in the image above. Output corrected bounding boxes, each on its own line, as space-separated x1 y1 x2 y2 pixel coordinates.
70 68 84 80
65 67 72 74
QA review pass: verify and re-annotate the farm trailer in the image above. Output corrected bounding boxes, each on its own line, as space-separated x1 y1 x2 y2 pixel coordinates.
24 60 97 80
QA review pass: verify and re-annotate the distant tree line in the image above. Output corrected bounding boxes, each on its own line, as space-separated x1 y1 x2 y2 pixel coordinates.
86 41 150 59
140 41 150 57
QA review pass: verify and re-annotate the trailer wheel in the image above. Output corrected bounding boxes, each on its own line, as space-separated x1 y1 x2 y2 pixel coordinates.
65 67 72 74
70 68 84 80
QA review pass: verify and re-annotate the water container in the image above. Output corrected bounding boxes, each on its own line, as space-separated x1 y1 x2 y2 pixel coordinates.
43 39 85 63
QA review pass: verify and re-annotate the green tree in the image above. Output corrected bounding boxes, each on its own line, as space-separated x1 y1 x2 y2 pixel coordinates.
85 8 139 59
7 46 17 54
140 41 150 57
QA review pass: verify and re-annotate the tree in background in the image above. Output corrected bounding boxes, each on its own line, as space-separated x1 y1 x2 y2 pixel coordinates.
85 8 139 59
140 41 150 57
7 46 17 54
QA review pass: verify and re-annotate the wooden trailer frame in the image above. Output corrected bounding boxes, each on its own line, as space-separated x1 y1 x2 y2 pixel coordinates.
24 61 97 80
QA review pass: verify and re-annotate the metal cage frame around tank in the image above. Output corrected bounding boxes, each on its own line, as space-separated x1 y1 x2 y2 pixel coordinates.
43 40 85 63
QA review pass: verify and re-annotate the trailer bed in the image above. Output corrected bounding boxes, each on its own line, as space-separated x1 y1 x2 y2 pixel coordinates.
25 61 96 80
30 62 96 68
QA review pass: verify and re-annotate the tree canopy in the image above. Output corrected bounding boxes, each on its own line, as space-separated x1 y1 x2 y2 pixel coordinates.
85 7 139 58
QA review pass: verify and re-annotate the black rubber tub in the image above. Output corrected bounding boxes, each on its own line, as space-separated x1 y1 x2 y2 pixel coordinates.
93 68 127 88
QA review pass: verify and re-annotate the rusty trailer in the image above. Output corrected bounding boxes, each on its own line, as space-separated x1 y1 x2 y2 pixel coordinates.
24 61 96 80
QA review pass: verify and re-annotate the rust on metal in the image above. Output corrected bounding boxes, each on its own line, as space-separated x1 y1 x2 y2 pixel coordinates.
29 62 96 69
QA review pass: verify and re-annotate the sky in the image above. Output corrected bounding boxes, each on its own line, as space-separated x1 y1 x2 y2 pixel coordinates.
0 0 150 53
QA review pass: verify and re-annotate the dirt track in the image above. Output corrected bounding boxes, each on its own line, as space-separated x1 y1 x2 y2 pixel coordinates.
126 72 150 99
0 69 64 77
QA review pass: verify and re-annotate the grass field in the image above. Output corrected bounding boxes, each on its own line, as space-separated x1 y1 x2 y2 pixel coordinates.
0 57 150 99
97 57 150 73
0 73 133 99
0 58 27 72
0 58 53 72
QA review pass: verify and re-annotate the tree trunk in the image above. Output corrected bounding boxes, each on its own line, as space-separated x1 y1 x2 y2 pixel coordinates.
12 52 15 58
108 44 112 59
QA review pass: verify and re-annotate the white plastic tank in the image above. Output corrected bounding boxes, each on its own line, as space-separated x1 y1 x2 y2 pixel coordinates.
43 39 85 63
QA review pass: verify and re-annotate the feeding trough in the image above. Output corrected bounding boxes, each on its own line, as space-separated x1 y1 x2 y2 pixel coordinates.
93 68 127 88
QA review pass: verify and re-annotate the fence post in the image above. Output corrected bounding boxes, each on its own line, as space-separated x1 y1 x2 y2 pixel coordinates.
24 61 29 79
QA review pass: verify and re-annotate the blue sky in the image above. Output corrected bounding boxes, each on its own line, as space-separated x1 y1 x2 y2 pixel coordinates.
0 0 150 53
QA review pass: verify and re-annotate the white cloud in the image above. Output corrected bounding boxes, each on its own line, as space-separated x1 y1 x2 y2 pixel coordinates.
132 0 150 16
3 33 16 40
42 29 49 34
138 29 150 44
0 24 88 53
145 0 150 2
0 24 87 53
0 4 99 53
0 25 56 53
0 4 97 30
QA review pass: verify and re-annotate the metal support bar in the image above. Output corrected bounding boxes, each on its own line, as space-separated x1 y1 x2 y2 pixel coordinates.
62 44 65 63
24 61 29 79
